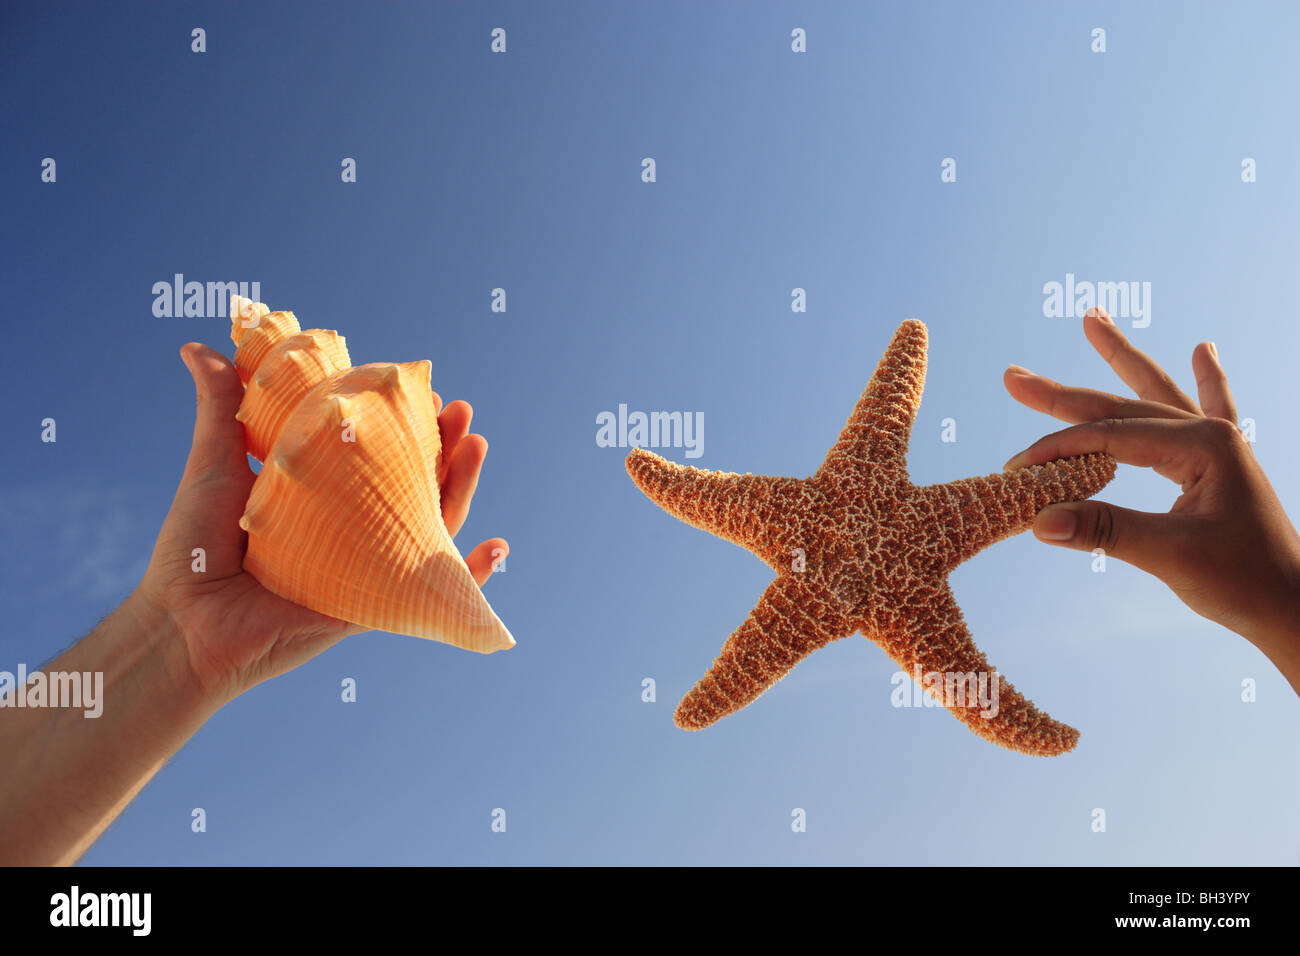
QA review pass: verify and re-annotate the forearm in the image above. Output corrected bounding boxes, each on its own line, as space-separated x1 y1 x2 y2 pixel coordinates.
1249 582 1300 698
1230 539 1300 697
0 591 224 865
1260 637 1300 697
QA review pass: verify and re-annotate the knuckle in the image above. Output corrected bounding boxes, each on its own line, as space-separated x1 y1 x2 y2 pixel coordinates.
1201 415 1243 448
1087 504 1120 554
1114 397 1140 416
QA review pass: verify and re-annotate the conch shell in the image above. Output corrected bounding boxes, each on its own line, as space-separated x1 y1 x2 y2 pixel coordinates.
226 295 514 653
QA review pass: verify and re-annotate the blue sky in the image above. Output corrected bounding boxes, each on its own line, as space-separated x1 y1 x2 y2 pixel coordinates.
2 1 1297 864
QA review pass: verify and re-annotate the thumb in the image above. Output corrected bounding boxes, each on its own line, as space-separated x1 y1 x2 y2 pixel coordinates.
147 345 252 581
1033 500 1177 572
179 343 248 481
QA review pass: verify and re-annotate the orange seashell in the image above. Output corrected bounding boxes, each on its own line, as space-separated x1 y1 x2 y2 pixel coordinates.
226 295 514 653
231 304 301 385
235 330 351 462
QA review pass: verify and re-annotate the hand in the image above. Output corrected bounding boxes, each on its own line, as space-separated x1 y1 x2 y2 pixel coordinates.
136 343 509 706
1001 308 1300 692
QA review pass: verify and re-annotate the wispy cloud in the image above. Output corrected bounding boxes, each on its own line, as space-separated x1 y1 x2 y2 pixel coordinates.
0 484 149 605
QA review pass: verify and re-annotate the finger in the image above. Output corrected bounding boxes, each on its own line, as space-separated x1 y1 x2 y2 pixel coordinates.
179 343 249 481
1032 500 1194 577
439 433 488 537
464 538 508 587
1191 341 1238 424
150 346 253 580
1082 308 1201 414
430 390 443 417
436 400 473 483
1003 417 1211 486
1003 366 1197 425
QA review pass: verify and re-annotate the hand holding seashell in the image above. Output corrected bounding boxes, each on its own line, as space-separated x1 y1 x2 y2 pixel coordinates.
136 297 514 702
0 299 514 864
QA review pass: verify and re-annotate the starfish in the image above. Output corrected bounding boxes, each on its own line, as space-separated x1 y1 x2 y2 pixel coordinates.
626 319 1115 757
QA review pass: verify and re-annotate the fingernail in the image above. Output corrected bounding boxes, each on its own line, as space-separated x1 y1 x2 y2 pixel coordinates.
1209 341 1219 359
1002 451 1027 472
1035 506 1077 541
1006 364 1033 377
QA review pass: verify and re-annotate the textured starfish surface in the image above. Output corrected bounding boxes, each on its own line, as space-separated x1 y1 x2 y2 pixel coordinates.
626 320 1116 756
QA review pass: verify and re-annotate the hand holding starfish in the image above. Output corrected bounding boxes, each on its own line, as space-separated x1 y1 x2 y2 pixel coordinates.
1005 308 1300 695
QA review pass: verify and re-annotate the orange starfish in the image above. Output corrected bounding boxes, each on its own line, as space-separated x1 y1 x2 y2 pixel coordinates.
626 319 1115 756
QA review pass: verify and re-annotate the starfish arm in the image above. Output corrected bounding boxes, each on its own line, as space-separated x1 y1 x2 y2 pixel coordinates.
870 584 1079 756
923 453 1116 570
817 318 928 477
675 574 854 730
625 448 802 567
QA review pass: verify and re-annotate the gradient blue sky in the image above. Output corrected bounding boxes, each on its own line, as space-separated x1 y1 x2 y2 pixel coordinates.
2 1 1297 865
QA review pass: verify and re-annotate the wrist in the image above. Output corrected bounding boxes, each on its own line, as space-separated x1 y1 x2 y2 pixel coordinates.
121 587 234 717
